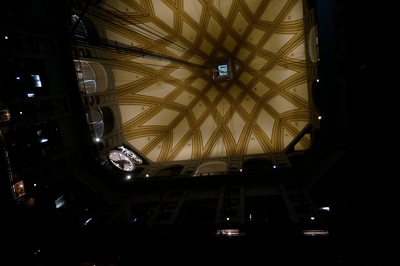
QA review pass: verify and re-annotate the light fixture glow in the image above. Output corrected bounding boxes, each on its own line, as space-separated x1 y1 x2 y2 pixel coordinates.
84 218 93 225
303 230 329 236
319 206 330 211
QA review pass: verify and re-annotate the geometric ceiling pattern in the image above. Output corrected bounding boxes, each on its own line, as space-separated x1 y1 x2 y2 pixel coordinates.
101 0 310 162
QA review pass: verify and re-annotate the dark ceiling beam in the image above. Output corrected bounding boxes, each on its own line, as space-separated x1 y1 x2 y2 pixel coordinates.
73 35 208 69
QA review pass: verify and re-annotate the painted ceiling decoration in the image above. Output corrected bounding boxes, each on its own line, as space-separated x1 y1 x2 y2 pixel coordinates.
100 0 310 163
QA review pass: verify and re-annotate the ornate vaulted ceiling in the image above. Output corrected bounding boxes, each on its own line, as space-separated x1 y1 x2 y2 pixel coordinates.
100 0 311 163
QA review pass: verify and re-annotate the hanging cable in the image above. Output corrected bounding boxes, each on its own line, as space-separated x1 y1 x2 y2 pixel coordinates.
73 34 207 69
75 0 206 62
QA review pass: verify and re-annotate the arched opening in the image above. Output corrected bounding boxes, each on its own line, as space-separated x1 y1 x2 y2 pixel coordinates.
242 158 274 172
86 106 114 138
194 161 227 176
100 107 114 135
86 108 104 138
154 166 184 178
74 60 108 93
308 26 319 63
71 14 99 44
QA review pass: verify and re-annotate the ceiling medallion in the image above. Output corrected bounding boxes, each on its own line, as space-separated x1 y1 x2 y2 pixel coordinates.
212 58 234 82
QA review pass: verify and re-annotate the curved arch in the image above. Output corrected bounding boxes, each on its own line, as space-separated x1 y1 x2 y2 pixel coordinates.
154 165 184 177
86 106 114 138
308 26 318 63
86 108 104 138
100 107 114 135
195 161 227 176
74 60 108 93
71 14 99 44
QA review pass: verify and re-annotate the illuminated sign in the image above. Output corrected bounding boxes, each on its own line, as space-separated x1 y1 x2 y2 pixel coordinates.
117 146 143 164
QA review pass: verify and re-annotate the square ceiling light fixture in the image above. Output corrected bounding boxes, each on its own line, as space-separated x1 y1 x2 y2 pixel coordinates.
212 58 234 82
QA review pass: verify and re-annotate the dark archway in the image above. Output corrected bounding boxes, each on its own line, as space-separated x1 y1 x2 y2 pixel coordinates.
242 158 274 172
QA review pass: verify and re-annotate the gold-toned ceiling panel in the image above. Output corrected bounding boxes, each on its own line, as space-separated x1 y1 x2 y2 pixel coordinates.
102 0 310 163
